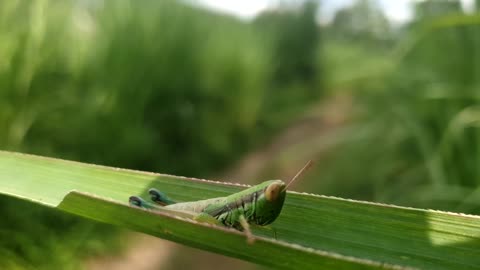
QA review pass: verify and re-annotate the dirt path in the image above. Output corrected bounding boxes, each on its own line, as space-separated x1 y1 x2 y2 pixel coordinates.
84 95 351 270
224 94 351 184
85 233 177 270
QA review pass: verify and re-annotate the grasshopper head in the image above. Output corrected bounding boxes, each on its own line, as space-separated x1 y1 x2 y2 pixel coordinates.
254 180 287 226
253 161 312 226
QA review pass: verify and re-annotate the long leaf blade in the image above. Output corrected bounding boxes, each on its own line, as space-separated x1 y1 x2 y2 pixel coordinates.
1 151 479 269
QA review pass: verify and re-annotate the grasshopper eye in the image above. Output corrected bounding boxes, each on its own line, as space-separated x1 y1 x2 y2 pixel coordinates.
265 182 282 202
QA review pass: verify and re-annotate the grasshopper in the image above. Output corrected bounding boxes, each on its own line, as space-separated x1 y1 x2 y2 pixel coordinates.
129 161 312 243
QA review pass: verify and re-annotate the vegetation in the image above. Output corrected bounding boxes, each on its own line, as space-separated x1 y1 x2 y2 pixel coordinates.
2 151 480 270
1 0 480 269
313 0 480 215
0 0 320 269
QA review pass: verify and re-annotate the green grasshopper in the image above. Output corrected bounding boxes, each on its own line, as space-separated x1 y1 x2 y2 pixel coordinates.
129 161 312 243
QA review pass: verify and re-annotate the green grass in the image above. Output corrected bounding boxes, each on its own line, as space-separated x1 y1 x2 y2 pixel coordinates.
309 11 480 215
0 1 322 268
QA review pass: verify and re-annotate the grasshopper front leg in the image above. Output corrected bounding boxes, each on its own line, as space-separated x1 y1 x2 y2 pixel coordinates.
250 224 277 240
239 215 255 244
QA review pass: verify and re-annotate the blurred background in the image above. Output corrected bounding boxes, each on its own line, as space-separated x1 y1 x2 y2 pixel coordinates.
1 0 480 269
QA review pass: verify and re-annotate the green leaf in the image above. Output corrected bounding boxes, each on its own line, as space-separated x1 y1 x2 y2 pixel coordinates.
0 151 479 269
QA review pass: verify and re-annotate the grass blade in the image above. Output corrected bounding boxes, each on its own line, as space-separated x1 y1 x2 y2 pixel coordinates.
0 151 479 269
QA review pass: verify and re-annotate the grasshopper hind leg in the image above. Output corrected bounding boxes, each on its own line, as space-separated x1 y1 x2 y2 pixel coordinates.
129 196 149 208
148 188 176 206
129 196 144 207
129 195 162 210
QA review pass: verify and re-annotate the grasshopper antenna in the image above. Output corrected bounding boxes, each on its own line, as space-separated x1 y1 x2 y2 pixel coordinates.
284 160 314 191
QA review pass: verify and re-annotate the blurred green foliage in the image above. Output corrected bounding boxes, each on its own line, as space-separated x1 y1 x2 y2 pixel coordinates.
329 0 392 45
5 0 480 268
316 0 480 214
0 0 320 269
255 1 320 87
